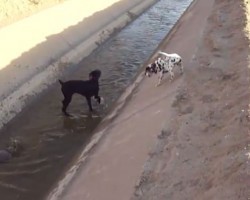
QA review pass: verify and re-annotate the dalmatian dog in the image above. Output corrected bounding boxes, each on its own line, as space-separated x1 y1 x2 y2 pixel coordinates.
145 51 184 86
157 51 183 85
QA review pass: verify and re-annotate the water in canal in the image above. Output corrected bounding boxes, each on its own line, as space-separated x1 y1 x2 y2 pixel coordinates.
0 0 193 199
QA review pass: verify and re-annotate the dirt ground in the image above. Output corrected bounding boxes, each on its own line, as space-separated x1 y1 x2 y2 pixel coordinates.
132 0 250 199
0 0 66 28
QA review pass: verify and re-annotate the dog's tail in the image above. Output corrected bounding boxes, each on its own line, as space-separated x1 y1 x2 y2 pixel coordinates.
158 51 169 57
58 79 64 85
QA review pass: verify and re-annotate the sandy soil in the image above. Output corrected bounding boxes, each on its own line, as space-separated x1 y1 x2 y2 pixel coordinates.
132 0 250 199
0 0 66 28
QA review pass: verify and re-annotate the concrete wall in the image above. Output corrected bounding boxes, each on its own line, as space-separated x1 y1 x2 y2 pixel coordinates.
0 0 159 129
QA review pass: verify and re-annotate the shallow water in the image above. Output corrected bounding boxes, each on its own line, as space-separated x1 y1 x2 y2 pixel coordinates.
0 0 193 199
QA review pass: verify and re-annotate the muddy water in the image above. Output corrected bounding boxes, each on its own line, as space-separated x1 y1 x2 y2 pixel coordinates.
0 0 192 199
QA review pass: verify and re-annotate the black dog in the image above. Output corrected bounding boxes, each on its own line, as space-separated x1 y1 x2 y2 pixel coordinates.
59 69 102 116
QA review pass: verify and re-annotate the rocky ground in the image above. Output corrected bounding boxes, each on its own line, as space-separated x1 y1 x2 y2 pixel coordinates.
132 0 250 199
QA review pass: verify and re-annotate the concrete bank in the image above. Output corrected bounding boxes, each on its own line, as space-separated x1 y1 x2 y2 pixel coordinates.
46 0 214 199
0 0 158 130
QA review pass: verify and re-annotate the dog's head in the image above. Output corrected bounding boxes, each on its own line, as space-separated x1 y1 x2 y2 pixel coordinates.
89 69 101 81
94 96 104 105
145 58 165 77
145 63 157 77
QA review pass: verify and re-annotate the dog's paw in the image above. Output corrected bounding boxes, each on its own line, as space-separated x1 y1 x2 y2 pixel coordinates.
63 112 72 117
89 109 98 114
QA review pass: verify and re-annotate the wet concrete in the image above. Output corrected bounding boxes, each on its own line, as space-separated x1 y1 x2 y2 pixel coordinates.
0 0 192 199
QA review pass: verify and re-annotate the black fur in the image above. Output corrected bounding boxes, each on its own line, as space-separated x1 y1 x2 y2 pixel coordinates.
145 60 161 77
59 69 102 116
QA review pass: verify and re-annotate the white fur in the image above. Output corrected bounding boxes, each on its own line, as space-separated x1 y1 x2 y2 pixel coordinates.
156 51 184 86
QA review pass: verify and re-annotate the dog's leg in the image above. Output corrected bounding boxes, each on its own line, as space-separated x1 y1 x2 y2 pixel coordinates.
169 68 174 82
156 71 164 87
168 62 175 82
86 96 93 112
62 94 72 116
179 62 184 74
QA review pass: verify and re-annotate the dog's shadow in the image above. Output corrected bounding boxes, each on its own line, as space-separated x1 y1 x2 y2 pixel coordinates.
159 72 183 86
